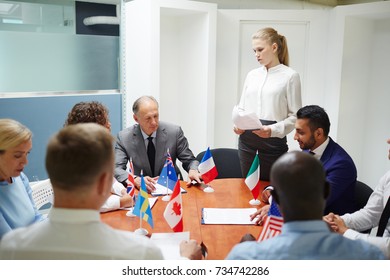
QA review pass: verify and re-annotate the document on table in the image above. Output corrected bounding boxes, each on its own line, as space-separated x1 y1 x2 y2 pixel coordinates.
121 197 158 210
201 208 258 225
232 105 262 130
151 183 187 196
151 231 190 259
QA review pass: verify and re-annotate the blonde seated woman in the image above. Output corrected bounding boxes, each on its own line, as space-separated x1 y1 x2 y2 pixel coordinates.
65 101 134 212
0 119 43 238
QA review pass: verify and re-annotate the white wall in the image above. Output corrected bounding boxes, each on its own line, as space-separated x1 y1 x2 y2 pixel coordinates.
338 15 390 187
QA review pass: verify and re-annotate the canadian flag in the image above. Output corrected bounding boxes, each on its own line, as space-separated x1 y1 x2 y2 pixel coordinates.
163 180 183 232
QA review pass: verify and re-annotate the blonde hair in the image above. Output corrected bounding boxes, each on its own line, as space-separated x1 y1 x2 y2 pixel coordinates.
46 123 114 191
252 27 290 66
0 119 32 154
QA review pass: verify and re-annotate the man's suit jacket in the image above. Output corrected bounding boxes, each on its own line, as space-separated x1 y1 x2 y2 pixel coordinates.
321 137 358 215
114 121 198 183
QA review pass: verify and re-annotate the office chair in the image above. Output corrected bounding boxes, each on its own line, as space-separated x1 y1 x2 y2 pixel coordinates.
31 179 54 215
355 180 373 210
196 148 243 179
354 180 373 234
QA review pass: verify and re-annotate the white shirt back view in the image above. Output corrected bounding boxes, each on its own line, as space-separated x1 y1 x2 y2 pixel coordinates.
0 208 163 260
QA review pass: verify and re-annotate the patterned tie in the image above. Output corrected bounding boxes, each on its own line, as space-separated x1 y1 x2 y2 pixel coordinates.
147 136 155 175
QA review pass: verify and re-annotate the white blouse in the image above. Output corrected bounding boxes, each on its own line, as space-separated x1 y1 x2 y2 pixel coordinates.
238 64 302 138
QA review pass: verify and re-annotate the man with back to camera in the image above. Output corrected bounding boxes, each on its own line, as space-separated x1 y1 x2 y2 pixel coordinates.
251 105 358 225
0 123 202 260
226 151 385 260
114 95 202 192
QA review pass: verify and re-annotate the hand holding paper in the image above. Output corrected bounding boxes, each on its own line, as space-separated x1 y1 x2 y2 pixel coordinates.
232 105 262 130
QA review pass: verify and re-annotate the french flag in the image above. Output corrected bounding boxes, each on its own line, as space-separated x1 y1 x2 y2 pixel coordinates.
198 147 218 184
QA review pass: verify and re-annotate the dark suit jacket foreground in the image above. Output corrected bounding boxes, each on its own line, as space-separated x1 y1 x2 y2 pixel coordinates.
321 137 358 215
114 121 199 183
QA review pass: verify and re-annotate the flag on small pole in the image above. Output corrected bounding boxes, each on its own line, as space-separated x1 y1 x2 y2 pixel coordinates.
198 147 218 193
163 179 183 232
245 152 261 205
156 149 178 201
125 158 136 217
127 157 136 199
257 199 283 242
133 170 153 235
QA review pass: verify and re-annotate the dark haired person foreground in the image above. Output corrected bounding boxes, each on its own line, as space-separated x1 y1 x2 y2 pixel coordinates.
0 123 202 260
65 101 133 212
226 151 385 260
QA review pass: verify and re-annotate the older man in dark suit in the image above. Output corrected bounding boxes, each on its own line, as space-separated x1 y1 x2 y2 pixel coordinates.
114 96 201 192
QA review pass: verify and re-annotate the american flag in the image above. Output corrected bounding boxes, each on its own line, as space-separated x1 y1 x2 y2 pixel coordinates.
257 199 283 242
127 158 135 198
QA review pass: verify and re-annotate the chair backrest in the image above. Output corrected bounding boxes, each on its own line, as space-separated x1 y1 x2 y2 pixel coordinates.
31 179 54 212
196 148 243 179
354 180 373 210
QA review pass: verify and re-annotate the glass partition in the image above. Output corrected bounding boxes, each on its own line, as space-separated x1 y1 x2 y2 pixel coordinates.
0 0 119 93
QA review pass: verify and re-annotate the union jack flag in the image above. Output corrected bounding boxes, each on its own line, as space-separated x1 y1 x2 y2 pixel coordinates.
127 158 135 198
257 199 283 242
165 150 173 168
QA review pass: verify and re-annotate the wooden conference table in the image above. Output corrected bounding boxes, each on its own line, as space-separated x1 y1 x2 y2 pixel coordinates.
101 178 270 260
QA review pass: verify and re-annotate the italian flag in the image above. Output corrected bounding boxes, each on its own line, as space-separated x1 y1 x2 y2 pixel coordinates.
245 153 260 200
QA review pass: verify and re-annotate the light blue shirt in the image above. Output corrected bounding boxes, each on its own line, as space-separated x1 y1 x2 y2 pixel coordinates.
226 220 385 260
0 173 43 239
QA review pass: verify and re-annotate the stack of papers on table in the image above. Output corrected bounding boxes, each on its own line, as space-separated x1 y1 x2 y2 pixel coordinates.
151 232 190 259
201 208 258 225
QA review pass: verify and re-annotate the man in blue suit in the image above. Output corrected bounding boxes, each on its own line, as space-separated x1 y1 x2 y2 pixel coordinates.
250 105 358 225
294 105 357 215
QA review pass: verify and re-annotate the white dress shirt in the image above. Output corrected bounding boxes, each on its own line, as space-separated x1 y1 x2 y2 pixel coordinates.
100 178 127 213
238 64 302 138
311 137 330 160
0 208 163 260
342 170 390 258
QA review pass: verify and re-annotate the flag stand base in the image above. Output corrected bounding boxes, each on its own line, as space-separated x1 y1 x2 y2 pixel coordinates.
135 228 149 235
249 199 261 206
126 208 136 217
162 195 170 201
203 185 214 193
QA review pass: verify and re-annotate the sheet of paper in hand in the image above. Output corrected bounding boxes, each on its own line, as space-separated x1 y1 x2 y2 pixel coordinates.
232 105 262 130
